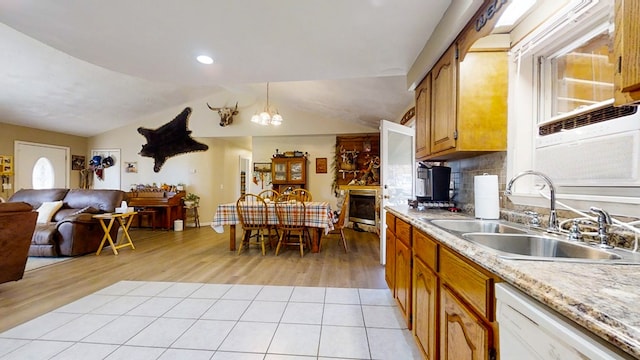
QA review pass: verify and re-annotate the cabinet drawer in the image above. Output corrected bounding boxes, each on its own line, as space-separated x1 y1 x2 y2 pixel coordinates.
396 219 412 246
414 230 438 272
386 212 396 233
439 247 494 320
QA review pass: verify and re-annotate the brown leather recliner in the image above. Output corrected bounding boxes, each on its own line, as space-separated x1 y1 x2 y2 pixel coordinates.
0 202 37 284
8 189 125 257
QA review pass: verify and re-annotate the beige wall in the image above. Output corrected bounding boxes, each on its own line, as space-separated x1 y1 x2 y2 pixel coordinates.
89 119 252 224
0 122 88 197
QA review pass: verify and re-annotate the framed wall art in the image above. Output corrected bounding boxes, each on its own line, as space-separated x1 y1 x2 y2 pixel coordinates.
254 162 272 173
316 157 327 174
71 155 85 170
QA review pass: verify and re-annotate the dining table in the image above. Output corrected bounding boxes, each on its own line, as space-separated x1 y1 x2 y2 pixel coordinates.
211 201 334 253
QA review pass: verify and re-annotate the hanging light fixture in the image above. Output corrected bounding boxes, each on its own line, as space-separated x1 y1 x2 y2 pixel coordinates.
251 82 283 126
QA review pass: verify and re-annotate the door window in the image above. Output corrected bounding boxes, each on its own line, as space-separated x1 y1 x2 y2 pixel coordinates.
32 157 55 189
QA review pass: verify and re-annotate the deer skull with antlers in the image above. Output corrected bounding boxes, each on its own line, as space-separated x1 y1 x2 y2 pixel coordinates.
207 102 239 127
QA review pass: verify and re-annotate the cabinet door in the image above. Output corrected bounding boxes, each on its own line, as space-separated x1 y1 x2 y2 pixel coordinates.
395 238 412 328
431 45 457 154
385 227 396 295
614 0 640 105
288 158 305 183
440 285 491 360
413 257 438 360
273 160 287 183
415 73 432 160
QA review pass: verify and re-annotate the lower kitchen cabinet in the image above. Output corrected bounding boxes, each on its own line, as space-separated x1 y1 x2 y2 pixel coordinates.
385 226 396 295
395 235 412 326
413 257 438 360
440 285 492 360
410 229 498 360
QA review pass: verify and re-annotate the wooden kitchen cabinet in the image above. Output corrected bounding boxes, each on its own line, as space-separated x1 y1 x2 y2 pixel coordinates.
271 156 307 193
415 73 431 160
385 213 396 294
440 285 492 360
413 257 438 360
415 47 508 161
431 45 457 155
395 219 413 328
409 229 498 360
614 0 640 105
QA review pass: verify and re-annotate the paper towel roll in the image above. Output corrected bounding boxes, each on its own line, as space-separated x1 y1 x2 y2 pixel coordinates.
474 174 500 219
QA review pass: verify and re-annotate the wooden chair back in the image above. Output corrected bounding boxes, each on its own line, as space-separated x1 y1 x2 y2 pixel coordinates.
258 189 280 201
275 198 306 231
290 188 312 202
236 194 268 230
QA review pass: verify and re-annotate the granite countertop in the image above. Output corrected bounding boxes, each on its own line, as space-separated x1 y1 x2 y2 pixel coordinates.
387 205 640 359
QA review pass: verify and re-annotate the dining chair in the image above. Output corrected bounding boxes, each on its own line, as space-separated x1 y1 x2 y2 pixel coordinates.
275 198 310 257
327 194 349 253
258 189 280 201
290 188 312 202
236 194 270 255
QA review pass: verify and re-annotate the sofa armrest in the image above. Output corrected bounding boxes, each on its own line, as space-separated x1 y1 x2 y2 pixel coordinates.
56 213 99 227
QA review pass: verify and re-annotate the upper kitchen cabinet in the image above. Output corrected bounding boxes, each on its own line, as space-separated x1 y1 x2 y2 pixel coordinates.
430 45 458 156
614 0 640 105
416 47 508 161
415 0 509 161
415 73 431 160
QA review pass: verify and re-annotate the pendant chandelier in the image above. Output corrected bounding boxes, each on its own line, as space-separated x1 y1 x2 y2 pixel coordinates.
251 82 283 126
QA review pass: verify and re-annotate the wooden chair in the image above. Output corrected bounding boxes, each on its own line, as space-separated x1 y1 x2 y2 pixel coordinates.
290 188 312 202
275 198 310 257
327 194 349 253
236 194 270 255
258 189 280 201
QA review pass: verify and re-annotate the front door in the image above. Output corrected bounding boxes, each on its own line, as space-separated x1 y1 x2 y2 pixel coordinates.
15 141 69 190
380 119 415 265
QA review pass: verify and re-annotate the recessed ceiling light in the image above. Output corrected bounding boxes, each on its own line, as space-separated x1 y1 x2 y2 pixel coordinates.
196 55 214 65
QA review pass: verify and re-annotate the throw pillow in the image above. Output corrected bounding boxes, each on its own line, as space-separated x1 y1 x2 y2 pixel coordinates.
36 201 63 224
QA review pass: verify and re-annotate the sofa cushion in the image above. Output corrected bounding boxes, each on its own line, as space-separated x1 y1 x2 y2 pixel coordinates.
36 201 63 223
31 224 58 246
63 189 124 213
8 189 69 209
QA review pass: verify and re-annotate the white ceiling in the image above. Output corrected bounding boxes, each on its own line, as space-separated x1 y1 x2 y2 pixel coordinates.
0 0 456 137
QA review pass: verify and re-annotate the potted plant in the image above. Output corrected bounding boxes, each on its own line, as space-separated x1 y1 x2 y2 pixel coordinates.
184 193 200 207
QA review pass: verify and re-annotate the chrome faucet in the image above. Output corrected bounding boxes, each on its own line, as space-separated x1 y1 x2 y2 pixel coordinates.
505 170 559 232
590 207 613 249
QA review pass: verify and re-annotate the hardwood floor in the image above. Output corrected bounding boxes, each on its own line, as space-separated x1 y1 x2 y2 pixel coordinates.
0 226 386 332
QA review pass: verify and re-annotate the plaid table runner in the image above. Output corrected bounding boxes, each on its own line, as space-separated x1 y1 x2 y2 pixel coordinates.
211 201 334 234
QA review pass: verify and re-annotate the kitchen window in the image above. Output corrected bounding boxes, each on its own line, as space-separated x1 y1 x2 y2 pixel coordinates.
506 0 639 215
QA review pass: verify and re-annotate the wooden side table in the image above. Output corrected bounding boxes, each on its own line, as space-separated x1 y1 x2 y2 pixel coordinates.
184 206 200 228
93 212 137 255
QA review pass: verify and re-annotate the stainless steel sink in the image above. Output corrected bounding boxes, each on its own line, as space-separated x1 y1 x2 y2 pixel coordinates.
430 219 528 234
462 233 621 261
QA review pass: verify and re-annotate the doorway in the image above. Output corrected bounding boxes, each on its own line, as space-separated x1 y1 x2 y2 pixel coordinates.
14 141 69 190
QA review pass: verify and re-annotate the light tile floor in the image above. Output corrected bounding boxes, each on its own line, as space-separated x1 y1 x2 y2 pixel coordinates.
0 281 422 360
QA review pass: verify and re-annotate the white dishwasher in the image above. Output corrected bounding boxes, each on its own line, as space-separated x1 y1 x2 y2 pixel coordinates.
495 283 631 360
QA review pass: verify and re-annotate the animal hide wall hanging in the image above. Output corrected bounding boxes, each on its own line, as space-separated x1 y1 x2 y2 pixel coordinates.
137 107 209 172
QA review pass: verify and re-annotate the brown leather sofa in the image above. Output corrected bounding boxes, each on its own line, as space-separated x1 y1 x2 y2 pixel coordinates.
0 202 37 284
8 189 125 257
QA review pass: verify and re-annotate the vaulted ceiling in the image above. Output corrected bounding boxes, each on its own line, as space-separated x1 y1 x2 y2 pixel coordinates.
0 0 473 137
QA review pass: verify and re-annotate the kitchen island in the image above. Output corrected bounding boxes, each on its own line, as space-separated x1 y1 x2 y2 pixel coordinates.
387 205 640 359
